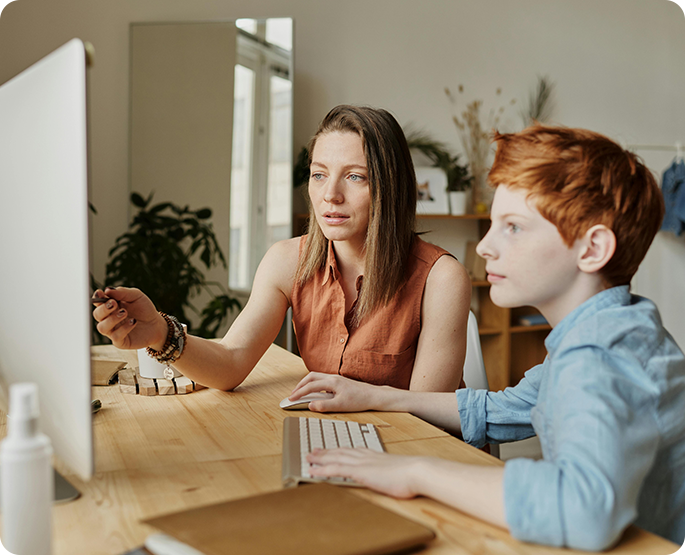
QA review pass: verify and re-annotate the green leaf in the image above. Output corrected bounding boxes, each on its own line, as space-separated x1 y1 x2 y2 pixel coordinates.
103 193 241 339
200 248 211 268
405 130 472 191
149 202 173 214
130 192 148 208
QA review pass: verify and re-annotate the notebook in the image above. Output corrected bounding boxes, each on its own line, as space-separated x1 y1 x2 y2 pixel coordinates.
143 483 435 555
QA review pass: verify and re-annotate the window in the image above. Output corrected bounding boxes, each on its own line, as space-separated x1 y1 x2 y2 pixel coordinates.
229 22 293 291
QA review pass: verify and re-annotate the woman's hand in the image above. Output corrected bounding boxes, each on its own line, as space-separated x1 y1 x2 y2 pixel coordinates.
291 373 462 433
92 286 167 350
288 372 384 412
307 448 423 499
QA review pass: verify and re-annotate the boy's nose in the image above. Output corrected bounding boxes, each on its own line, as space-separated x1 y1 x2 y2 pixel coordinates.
476 230 495 259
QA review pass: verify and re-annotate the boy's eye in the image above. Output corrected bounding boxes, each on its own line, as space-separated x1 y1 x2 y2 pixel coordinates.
507 223 521 234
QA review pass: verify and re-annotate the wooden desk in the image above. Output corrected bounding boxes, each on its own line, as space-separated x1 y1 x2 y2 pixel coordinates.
3 344 676 554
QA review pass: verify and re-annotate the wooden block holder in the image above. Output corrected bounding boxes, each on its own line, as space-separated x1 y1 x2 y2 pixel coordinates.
118 368 206 396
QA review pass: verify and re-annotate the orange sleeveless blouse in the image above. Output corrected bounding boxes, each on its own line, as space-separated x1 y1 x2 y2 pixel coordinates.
291 235 453 389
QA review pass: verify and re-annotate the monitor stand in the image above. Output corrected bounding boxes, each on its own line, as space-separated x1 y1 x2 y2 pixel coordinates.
54 468 80 503
0 466 80 504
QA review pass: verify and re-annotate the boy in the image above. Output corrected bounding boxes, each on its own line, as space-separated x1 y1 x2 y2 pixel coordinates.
289 125 685 550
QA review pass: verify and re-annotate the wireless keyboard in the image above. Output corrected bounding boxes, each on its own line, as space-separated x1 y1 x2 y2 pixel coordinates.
282 416 385 487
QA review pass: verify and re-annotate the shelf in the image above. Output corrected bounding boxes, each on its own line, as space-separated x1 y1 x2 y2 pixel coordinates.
510 324 552 334
479 324 551 335
478 326 502 336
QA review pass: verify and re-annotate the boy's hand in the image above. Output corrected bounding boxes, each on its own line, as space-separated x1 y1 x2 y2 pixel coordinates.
288 372 380 412
307 448 423 499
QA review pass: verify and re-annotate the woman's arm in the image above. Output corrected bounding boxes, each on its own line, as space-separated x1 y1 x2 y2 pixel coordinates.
410 255 471 391
93 237 300 390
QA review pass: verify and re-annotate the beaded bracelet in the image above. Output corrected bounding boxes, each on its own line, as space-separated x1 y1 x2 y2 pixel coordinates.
146 312 186 365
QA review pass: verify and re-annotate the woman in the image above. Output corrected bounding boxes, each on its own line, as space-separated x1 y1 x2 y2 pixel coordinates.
93 105 471 392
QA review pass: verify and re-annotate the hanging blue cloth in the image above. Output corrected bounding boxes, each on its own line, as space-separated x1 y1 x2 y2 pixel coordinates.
660 159 685 236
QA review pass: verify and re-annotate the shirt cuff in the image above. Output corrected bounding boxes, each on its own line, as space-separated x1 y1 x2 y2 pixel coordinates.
504 458 564 547
456 388 487 448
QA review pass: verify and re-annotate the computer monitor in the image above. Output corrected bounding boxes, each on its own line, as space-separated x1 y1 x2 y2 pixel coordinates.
0 39 93 496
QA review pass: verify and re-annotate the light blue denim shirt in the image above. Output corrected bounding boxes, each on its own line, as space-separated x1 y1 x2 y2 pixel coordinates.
457 286 685 550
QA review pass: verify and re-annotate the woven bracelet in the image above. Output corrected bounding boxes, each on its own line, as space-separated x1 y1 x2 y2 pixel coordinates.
146 312 186 364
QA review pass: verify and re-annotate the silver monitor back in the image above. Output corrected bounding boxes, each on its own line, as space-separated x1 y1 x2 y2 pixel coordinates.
0 38 93 481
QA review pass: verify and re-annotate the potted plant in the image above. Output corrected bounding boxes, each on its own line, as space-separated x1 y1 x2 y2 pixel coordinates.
406 131 472 215
96 192 241 342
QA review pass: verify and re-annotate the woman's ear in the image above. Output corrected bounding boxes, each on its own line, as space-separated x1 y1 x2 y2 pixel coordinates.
578 224 616 274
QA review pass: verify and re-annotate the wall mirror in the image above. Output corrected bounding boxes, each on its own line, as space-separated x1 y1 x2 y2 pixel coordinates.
129 18 293 309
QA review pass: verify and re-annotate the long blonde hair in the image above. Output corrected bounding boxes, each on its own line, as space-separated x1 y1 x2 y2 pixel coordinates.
296 105 417 325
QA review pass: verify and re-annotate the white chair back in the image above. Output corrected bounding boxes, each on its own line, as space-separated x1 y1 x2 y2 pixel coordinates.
462 310 500 458
463 311 488 390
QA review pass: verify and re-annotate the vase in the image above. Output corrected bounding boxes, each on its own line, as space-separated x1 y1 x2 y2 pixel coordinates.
472 172 492 214
449 191 468 215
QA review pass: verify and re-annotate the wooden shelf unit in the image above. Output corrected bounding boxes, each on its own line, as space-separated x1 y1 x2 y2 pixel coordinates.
293 212 550 391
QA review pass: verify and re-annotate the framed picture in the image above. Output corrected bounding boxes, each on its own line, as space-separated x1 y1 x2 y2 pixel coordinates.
415 167 449 215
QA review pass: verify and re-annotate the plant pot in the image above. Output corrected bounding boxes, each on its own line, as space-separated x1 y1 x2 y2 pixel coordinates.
449 191 468 215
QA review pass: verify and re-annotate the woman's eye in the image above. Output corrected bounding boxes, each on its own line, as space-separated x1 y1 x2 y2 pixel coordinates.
311 173 324 181
348 174 365 182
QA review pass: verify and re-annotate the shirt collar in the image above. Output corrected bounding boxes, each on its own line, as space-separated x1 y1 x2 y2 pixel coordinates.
321 241 365 291
544 285 631 355
322 240 339 285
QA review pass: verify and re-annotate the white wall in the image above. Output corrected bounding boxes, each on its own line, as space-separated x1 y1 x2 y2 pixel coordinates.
1 0 683 345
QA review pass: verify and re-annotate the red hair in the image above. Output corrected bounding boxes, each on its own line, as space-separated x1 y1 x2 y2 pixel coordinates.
488 125 664 286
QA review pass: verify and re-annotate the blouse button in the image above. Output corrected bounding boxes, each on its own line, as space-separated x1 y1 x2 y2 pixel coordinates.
340 337 345 343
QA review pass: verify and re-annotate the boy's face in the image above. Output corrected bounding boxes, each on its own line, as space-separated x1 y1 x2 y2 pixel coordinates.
476 185 585 324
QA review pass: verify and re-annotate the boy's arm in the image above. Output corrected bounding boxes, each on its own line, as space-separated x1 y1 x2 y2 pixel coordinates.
456 363 543 447
502 347 660 551
307 349 660 550
291 362 545 443
308 449 508 529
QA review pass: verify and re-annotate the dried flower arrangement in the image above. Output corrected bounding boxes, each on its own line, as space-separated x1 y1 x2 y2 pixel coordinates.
445 85 516 212
520 75 555 127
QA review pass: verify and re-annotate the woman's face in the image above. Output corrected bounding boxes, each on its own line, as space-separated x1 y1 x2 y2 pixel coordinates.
308 131 371 250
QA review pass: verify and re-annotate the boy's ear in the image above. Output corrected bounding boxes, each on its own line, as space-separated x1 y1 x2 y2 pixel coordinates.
578 224 616 274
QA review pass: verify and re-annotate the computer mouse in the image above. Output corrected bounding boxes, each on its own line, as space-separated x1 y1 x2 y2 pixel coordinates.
279 391 335 410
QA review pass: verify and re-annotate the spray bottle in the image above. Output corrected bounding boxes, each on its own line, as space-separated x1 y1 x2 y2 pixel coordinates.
1 382 53 554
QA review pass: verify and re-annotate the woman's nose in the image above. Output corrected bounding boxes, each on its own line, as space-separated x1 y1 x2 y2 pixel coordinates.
323 178 344 203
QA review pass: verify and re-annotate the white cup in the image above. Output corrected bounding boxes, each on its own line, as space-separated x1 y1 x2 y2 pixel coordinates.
137 323 186 380
137 349 182 380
